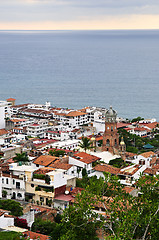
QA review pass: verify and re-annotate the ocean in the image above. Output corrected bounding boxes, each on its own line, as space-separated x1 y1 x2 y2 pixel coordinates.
0 30 159 120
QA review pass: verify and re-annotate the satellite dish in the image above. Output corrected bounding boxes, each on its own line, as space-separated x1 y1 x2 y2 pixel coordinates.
65 190 69 195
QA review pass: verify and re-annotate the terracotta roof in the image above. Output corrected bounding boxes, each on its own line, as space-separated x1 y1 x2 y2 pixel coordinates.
117 123 130 128
143 168 157 175
150 157 157 166
70 187 84 195
134 127 148 132
73 152 101 164
152 164 159 170
119 165 140 176
123 186 136 194
54 194 74 201
66 111 87 117
10 103 29 108
49 162 73 170
125 152 137 158
23 231 50 240
94 164 120 175
0 129 8 136
140 151 155 158
33 155 59 166
142 122 159 130
33 167 55 175
7 98 16 101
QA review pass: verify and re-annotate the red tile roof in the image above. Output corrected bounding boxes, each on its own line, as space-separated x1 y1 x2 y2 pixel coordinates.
0 129 8 136
140 151 155 158
66 111 87 117
49 162 73 170
33 155 59 166
23 231 50 240
33 167 55 175
73 152 101 164
94 164 120 175
54 194 74 201
7 98 16 101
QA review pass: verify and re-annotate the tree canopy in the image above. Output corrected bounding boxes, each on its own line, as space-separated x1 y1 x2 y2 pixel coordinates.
79 137 93 152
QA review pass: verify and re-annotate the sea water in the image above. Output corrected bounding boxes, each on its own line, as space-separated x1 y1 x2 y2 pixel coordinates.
0 30 159 120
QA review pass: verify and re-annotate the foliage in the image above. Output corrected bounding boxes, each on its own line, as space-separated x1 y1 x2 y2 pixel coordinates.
82 168 88 178
60 189 100 240
15 217 28 229
33 173 45 180
63 173 159 240
45 174 51 184
13 152 29 163
118 128 159 153
0 199 23 216
131 116 144 123
54 213 62 223
0 232 26 240
126 146 138 153
79 137 93 152
49 149 65 157
31 218 56 235
109 158 126 168
2 190 7 198
35 186 41 191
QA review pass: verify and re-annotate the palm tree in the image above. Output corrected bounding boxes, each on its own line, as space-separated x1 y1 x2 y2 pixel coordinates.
79 137 93 153
13 152 29 163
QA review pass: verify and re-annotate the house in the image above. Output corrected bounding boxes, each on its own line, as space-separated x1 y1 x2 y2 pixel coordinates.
33 155 59 168
0 172 25 200
25 167 67 206
69 152 101 178
0 210 14 229
89 164 120 179
118 164 147 185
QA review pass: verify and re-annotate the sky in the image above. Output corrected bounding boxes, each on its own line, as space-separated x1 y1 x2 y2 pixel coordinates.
0 0 159 30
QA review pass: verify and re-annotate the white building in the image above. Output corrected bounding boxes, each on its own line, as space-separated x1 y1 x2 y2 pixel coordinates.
69 152 101 178
0 101 6 129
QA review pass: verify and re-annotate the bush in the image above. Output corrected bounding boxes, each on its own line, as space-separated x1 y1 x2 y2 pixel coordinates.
33 174 45 180
15 217 28 229
0 199 23 216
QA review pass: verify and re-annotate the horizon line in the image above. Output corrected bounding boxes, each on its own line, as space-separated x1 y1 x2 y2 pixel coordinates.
0 28 159 31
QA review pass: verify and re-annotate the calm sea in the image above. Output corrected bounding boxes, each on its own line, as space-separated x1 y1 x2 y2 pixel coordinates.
0 30 159 120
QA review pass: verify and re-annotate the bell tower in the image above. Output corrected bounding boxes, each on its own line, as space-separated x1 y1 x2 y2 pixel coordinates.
102 106 119 154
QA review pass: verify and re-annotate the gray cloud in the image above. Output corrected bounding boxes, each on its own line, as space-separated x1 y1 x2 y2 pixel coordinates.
0 0 159 24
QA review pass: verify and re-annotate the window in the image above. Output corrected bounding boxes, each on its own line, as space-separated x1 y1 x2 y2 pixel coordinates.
106 139 110 146
2 178 4 184
31 184 34 188
16 182 20 189
6 178 8 184
111 126 113 131
13 179 15 184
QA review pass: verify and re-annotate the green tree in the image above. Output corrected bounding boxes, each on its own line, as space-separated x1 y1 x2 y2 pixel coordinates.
79 137 93 152
131 116 144 123
0 199 23 216
49 149 65 157
60 189 100 240
62 173 159 240
13 152 29 163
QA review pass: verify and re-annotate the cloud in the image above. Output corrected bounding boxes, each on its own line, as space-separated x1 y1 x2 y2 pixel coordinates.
0 0 159 29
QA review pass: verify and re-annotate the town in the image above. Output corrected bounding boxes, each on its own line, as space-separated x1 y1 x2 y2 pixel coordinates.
0 98 159 240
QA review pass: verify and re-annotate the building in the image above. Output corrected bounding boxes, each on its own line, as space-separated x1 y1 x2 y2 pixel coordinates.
102 106 119 154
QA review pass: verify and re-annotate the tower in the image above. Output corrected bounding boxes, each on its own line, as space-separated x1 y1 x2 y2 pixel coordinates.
102 106 119 154
119 136 126 160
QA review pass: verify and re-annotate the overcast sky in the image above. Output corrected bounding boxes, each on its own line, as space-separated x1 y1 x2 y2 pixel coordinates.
1 0 159 30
